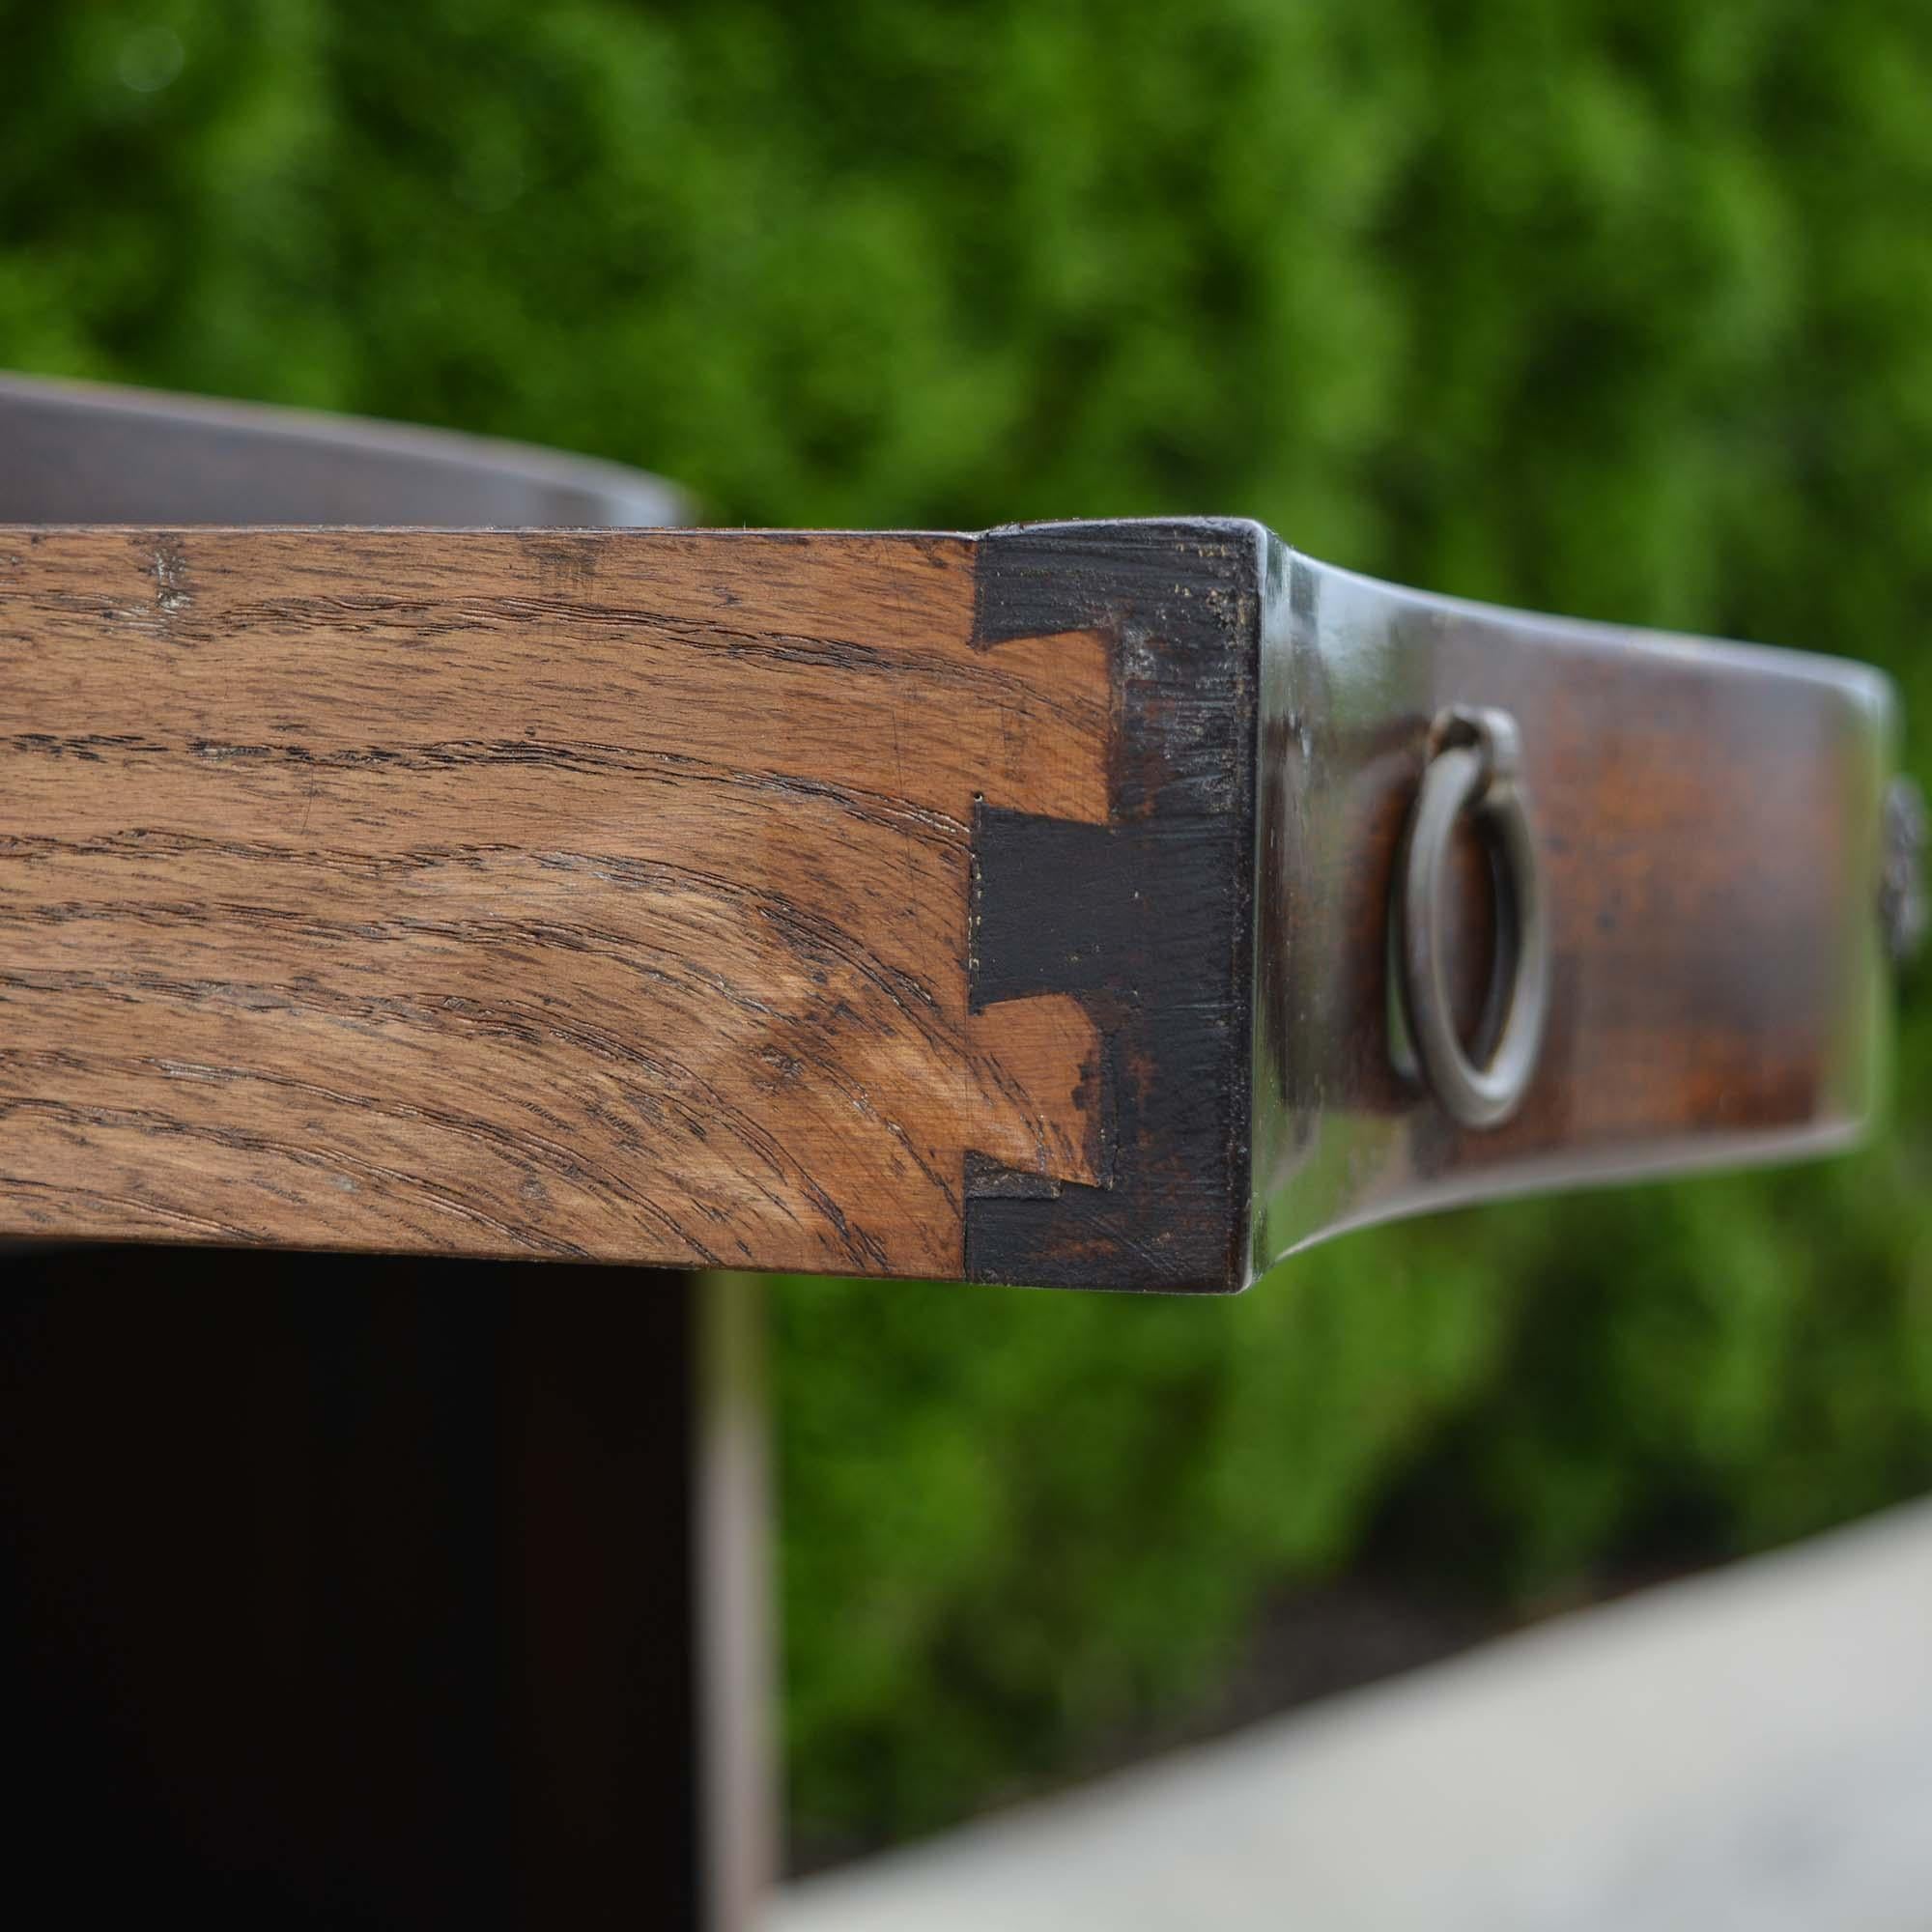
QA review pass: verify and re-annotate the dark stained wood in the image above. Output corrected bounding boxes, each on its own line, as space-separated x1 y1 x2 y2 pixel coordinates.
1252 546 1896 1270
967 521 1260 1291
0 1250 767 1930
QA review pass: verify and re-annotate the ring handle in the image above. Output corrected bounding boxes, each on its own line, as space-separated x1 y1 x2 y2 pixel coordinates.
1395 706 1549 1128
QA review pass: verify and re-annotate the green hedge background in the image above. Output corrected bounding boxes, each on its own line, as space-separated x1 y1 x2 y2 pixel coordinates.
7 0 1931 1853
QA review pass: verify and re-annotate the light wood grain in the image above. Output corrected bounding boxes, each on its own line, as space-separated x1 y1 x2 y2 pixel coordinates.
0 527 1113 1274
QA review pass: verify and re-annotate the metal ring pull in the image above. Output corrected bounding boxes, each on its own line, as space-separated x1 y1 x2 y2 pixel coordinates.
1395 706 1549 1129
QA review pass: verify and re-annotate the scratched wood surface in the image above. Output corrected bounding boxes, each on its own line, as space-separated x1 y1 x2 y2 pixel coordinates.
0 526 1137 1277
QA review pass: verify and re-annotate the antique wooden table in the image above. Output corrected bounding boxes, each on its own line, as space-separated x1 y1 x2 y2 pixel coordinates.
0 373 1917 1927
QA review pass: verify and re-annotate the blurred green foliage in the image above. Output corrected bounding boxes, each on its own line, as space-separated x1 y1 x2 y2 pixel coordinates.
6 0 1932 1850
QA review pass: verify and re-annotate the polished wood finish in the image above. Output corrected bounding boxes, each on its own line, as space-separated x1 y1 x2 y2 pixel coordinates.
0 511 1899 1291
1253 550 1894 1269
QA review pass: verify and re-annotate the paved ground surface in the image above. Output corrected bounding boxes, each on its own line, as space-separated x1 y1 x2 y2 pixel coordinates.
770 1497 1932 1931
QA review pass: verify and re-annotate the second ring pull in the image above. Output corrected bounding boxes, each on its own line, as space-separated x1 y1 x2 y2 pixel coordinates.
1395 705 1549 1129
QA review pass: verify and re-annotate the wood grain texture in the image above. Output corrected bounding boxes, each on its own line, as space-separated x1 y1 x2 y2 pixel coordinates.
0 513 1900 1291
0 525 1152 1279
